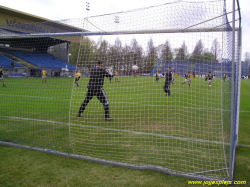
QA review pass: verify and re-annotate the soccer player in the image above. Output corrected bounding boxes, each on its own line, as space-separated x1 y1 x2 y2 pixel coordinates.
41 69 47 83
181 71 191 87
205 73 208 81
115 70 119 82
172 71 175 85
207 72 213 87
223 73 226 82
163 67 173 96
77 60 114 121
156 71 159 82
109 69 113 83
75 70 81 87
0 66 6 87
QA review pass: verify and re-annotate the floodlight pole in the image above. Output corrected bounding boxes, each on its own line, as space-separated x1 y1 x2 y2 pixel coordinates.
115 16 119 23
115 16 119 70
86 2 90 11
84 2 90 74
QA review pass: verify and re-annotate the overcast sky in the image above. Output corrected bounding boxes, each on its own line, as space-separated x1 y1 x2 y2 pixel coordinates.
1 0 249 60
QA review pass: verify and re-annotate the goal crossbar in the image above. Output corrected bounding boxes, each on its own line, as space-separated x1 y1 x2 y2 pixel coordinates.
0 27 239 39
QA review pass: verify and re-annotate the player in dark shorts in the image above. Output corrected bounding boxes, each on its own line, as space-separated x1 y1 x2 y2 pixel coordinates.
181 71 191 87
208 72 213 87
75 70 81 87
163 67 173 96
0 66 6 87
77 60 114 121
156 71 160 82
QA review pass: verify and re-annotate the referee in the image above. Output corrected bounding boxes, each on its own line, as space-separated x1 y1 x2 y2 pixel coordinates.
77 60 114 121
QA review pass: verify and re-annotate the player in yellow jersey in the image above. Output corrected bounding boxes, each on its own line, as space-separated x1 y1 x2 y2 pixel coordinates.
0 66 6 87
115 70 119 82
223 73 226 82
41 69 47 83
75 70 81 87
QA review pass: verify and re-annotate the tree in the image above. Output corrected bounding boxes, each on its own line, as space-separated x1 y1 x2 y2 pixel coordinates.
130 38 144 71
175 41 188 61
108 37 123 70
145 38 158 72
203 52 215 62
244 52 250 63
243 52 250 76
121 44 133 74
191 39 204 62
70 37 97 69
69 42 80 65
96 38 109 62
210 38 220 62
160 40 173 62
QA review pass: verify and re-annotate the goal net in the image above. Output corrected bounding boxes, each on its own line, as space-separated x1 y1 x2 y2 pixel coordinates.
0 0 241 181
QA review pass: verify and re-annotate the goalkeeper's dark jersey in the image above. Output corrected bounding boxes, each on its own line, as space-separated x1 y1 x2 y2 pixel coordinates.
165 71 172 83
87 66 113 89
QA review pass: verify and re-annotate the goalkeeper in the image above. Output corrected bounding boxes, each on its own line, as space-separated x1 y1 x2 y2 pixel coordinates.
77 60 114 121
163 67 173 96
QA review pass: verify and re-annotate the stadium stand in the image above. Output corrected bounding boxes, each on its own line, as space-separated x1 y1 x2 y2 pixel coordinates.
156 61 233 77
0 54 23 68
0 48 76 70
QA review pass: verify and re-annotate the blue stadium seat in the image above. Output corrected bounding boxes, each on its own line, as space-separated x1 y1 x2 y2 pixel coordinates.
0 48 76 70
0 54 23 68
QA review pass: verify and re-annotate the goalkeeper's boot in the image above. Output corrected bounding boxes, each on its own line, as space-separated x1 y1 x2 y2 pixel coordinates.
105 117 113 121
77 114 81 117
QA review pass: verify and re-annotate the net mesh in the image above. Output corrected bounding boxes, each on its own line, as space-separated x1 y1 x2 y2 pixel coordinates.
0 0 240 180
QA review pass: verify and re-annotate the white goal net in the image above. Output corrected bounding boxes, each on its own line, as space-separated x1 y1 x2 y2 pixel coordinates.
0 0 241 181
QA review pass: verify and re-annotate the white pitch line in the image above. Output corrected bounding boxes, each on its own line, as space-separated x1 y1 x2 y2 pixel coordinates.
0 94 249 112
0 93 70 101
1 115 229 146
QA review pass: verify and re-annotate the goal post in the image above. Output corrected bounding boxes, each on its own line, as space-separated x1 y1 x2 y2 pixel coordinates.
0 0 241 181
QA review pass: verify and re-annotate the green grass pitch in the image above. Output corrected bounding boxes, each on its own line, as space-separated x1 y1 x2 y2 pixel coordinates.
0 77 250 187
0 76 235 180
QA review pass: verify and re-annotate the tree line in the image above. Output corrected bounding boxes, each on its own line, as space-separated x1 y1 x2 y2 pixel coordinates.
69 37 221 72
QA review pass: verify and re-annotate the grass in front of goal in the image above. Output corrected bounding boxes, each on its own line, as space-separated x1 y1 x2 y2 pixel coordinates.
0 77 250 186
0 76 230 180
